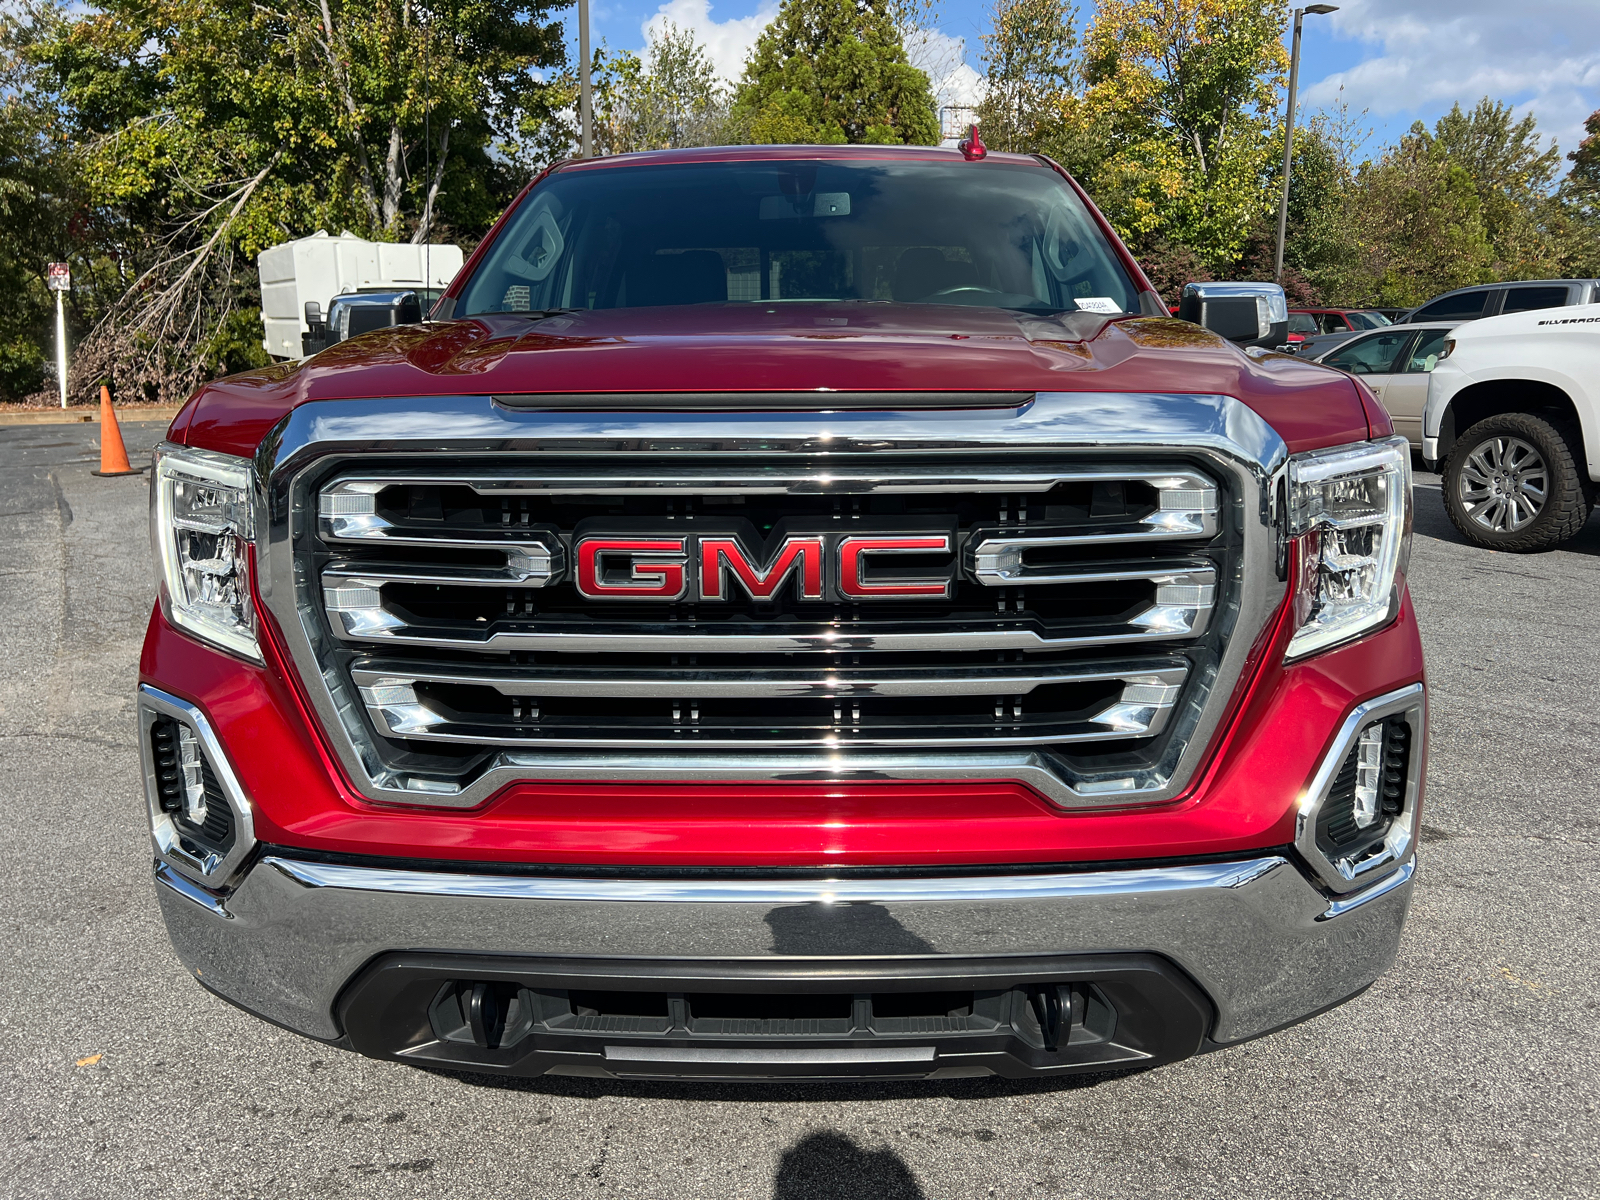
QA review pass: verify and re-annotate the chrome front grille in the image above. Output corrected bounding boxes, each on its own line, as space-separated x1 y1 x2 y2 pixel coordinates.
258 394 1288 808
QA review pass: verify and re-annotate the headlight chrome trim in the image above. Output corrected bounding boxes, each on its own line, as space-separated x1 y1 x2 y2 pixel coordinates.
151 443 263 663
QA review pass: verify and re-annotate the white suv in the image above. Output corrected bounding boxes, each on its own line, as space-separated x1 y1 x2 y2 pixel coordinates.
1423 304 1600 551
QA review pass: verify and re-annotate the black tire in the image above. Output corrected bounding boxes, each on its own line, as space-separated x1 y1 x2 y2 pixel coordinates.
1441 412 1592 552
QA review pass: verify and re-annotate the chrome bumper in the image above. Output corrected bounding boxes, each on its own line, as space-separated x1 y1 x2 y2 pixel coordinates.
154 850 1413 1048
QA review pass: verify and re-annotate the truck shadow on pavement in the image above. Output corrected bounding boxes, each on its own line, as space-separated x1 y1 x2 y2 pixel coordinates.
773 1130 927 1199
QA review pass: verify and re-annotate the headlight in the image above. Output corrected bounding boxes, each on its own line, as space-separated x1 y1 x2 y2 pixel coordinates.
1285 436 1412 660
151 444 260 662
1438 337 1454 360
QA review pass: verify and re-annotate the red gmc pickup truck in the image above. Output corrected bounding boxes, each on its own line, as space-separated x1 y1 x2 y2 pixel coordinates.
141 144 1425 1081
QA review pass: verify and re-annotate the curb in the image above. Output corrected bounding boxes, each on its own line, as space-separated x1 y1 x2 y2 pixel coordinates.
0 408 180 427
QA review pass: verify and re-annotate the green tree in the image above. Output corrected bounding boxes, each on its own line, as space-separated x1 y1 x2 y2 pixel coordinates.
1567 107 1600 216
1559 107 1600 276
1427 99 1564 279
595 23 731 153
0 92 75 400
732 0 939 146
14 0 567 402
1079 0 1288 271
976 0 1078 154
1345 126 1495 307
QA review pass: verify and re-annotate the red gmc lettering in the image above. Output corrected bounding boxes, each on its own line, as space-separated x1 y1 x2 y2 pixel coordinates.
837 535 954 599
699 536 826 601
575 537 688 599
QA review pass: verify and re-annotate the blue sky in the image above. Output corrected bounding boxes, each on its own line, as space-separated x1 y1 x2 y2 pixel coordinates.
570 0 1600 173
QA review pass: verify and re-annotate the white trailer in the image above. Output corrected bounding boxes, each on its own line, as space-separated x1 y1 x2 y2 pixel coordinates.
258 231 464 359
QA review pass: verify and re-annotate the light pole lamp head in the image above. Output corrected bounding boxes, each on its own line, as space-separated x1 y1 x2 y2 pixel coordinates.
1305 4 1339 13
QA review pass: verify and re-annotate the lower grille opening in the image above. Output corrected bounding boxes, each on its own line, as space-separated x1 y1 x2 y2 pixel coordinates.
570 990 669 1018
687 992 852 1023
871 991 973 1020
426 983 1106 1047
354 952 1214 1078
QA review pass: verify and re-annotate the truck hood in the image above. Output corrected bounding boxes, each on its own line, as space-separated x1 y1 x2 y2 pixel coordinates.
173 304 1377 456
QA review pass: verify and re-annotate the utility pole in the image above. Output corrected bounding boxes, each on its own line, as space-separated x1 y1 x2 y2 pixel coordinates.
1275 5 1339 283
48 263 70 408
578 0 593 158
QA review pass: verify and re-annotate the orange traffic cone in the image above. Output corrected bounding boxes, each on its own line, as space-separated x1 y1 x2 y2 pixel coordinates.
91 384 145 477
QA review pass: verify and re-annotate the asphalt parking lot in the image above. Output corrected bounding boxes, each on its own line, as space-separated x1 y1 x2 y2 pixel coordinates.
2 420 1597 1200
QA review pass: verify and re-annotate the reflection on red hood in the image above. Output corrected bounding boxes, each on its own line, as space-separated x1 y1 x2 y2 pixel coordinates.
172 305 1374 456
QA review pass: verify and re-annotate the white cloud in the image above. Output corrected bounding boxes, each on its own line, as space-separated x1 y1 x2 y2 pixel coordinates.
1301 0 1600 161
641 0 779 82
905 27 986 112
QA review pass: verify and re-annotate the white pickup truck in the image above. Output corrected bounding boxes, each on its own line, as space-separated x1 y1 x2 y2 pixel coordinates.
1424 303 1600 551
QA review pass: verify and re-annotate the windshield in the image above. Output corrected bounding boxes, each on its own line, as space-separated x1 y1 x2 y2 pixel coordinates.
457 159 1142 318
1348 310 1391 329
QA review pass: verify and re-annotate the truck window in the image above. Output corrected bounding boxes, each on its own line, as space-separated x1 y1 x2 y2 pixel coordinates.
456 160 1142 318
1411 290 1488 322
1500 285 1569 314
1401 329 1450 373
1323 330 1410 376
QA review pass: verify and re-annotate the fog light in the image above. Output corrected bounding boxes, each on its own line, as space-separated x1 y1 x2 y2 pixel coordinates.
140 686 255 885
1297 685 1424 892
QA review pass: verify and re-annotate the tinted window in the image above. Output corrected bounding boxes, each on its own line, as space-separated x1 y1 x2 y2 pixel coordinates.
1289 312 1318 333
1347 311 1391 329
1500 285 1569 314
1411 290 1488 322
1319 313 1348 334
1323 330 1411 375
458 160 1141 317
1402 329 1451 373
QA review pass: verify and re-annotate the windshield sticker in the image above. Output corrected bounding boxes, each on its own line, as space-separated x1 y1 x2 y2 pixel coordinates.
1075 297 1122 314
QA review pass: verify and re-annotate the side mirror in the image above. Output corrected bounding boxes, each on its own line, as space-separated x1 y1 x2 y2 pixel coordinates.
1178 282 1289 349
302 300 327 357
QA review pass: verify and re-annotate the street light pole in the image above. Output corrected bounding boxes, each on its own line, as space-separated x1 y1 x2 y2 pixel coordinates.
578 0 593 158
1274 5 1338 283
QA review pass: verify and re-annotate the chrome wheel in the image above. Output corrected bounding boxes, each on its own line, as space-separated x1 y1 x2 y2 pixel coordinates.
1457 436 1548 533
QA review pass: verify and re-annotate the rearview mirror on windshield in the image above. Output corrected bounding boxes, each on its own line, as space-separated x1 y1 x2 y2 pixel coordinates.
759 192 852 219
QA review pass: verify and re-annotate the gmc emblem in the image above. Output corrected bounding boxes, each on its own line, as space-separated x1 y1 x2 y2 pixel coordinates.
573 527 956 602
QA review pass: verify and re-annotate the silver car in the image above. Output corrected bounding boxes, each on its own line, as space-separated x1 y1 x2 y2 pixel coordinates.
1309 321 1462 447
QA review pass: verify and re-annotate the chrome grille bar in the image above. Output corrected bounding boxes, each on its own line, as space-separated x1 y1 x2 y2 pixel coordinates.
350 660 1186 700
351 666 1188 750
320 467 1217 500
321 564 1218 651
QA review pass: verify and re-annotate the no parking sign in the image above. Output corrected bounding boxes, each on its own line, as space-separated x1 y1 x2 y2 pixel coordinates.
48 263 70 292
